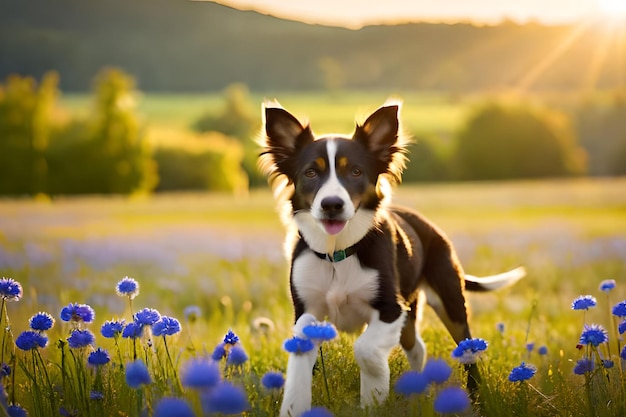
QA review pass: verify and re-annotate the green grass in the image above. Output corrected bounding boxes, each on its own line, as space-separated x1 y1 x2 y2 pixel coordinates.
1 178 625 416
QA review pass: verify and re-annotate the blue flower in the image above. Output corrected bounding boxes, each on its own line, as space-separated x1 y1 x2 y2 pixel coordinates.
125 359 151 388
135 308 161 326
621 345 626 360
422 359 452 384
0 277 23 301
87 347 110 367
60 303 95 323
90 391 104 401
302 321 337 341
152 316 181 337
573 358 594 375
433 387 470 414
579 324 609 347
451 338 488 364
525 342 534 353
496 322 505 333
116 276 139 299
227 344 249 366
184 305 201 323
302 407 334 417
201 382 249 414
394 371 429 395
1 363 11 378
538 345 548 355
619 320 626 335
16 330 48 350
153 397 195 417
283 336 315 354
599 279 616 292
571 295 597 311
603 360 614 369
261 372 285 389
613 300 626 318
101 319 125 338
122 321 144 339
211 342 226 360
29 312 54 332
508 362 537 382
180 357 220 389
223 329 240 345
67 329 95 349
6 404 28 417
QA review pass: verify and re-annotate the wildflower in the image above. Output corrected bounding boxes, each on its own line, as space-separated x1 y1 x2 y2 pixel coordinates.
29 312 55 332
599 279 616 292
394 371 429 395
603 360 614 369
121 321 144 339
87 347 110 367
0 277 23 301
252 316 276 334
261 371 285 390
508 362 537 382
153 397 195 417
201 382 249 414
620 345 626 360
101 319 125 338
302 321 337 341
211 342 226 360
60 303 95 323
184 305 201 323
619 320 626 335
15 330 48 350
422 359 452 384
135 308 161 326
433 387 470 414
226 344 249 366
152 316 181 337
538 346 548 355
613 300 626 317
67 329 95 348
180 357 220 389
302 408 334 417
571 295 597 311
451 338 488 364
90 391 104 401
283 336 315 354
125 359 151 388
1 363 11 378
573 358 594 375
6 404 28 417
116 276 139 299
223 329 240 345
579 324 609 347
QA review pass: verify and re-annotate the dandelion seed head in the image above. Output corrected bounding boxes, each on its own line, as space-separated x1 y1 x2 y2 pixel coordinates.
422 359 452 384
508 362 537 382
394 371 429 395
29 312 54 332
599 279 616 292
152 316 181 337
153 397 195 417
184 305 201 323
116 276 139 299
125 359 151 388
283 336 315 354
201 382 249 415
579 323 609 346
433 387 470 414
135 308 161 325
87 347 110 367
101 319 125 338
571 295 597 311
180 357 220 389
67 329 95 349
15 330 48 351
261 372 285 390
252 316 275 334
0 277 23 302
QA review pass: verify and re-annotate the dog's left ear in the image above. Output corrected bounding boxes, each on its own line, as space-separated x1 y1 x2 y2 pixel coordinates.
354 104 400 161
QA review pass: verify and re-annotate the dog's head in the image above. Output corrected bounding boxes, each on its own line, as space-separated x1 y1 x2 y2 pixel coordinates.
259 101 408 248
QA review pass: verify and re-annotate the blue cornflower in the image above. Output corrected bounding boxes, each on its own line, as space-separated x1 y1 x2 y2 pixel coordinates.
184 305 201 323
571 295 597 311
619 320 626 335
261 372 285 390
496 322 505 334
508 362 537 382
579 324 609 347
116 276 139 299
180 357 220 389
152 316 181 337
573 358 594 375
603 360 615 369
525 342 535 353
15 330 48 350
122 321 144 339
283 336 315 354
211 342 226 360
422 359 452 384
101 319 125 338
433 387 470 414
1 363 11 378
538 345 548 355
67 329 95 348
394 371 429 395
60 303 95 323
599 279 616 292
451 338 488 364
227 344 249 366
302 321 337 341
223 329 240 345
87 347 111 367
302 407 334 417
6 404 28 417
201 382 249 414
0 277 23 301
153 397 195 417
621 345 626 360
612 300 626 318
125 359 152 388
135 308 161 326
90 391 104 401
29 312 55 332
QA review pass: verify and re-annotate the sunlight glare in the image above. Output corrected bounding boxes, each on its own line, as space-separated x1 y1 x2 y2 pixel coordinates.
598 0 626 16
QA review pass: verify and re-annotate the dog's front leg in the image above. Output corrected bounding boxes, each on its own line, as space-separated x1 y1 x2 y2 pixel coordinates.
280 314 319 417
354 310 406 408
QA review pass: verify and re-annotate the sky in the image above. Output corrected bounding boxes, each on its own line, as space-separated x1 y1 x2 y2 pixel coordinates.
211 0 616 28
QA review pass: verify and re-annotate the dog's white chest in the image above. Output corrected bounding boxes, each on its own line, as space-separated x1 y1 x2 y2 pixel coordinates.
292 251 378 332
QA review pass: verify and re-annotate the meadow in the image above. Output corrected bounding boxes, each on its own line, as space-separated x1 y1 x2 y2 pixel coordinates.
1 177 626 416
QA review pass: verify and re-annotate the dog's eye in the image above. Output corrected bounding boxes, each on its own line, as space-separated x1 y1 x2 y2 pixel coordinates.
351 167 362 177
304 168 317 178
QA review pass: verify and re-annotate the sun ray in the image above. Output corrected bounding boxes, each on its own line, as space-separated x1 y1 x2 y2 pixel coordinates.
581 23 613 93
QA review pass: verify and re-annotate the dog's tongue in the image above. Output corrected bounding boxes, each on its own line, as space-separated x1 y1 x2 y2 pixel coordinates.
321 220 346 235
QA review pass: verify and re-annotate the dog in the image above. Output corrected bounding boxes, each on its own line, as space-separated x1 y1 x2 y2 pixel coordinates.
259 100 525 417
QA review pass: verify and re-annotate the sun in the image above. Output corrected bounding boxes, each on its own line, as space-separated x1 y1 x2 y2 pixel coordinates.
597 0 626 16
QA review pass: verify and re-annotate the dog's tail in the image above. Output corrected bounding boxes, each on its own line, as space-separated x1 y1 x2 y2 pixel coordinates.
464 266 526 292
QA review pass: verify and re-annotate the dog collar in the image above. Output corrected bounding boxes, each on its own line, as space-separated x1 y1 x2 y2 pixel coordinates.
313 245 357 263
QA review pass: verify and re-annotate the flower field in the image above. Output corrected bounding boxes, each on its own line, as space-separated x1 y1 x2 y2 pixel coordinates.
0 178 625 416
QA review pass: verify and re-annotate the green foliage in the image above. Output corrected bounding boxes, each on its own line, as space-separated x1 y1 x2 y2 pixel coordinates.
454 102 587 180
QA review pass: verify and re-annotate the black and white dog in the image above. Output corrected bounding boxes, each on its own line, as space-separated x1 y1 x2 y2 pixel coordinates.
259 100 524 417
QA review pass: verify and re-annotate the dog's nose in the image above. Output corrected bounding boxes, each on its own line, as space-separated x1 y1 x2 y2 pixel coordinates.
321 196 344 216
